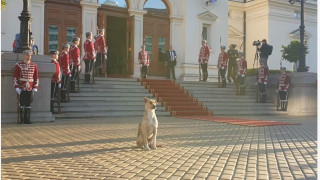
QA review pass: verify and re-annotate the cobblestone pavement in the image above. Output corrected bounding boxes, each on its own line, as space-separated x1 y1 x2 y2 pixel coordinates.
1 115 317 180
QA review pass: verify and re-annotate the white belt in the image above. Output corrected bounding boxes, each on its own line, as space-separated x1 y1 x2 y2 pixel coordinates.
19 78 33 82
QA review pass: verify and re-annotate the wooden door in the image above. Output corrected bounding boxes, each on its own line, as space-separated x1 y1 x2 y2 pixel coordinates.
144 14 170 77
127 15 135 75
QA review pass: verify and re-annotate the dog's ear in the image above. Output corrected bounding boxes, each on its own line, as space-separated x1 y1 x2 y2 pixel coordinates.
144 97 148 103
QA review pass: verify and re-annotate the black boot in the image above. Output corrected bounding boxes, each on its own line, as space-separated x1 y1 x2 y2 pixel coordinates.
61 90 67 103
222 80 226 88
70 81 75 92
19 107 25 124
50 100 54 113
24 107 32 124
84 74 90 83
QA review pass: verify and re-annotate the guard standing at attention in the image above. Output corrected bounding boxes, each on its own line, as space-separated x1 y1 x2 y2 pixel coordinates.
236 52 247 95
14 50 39 124
217 45 228 88
69 37 81 92
198 39 210 81
59 44 71 103
84 32 96 83
50 50 61 112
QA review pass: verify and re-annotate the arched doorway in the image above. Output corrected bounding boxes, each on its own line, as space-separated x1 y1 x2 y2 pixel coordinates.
143 0 170 77
98 0 133 77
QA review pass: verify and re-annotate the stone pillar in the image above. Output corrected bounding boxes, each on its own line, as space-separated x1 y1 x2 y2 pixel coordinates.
30 0 45 55
80 0 100 74
1 53 56 123
170 16 184 80
128 10 146 78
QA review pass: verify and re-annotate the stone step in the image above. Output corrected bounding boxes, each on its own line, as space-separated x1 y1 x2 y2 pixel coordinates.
203 102 275 107
79 84 145 89
59 101 148 107
60 106 167 112
191 94 256 99
67 96 154 101
54 111 170 119
73 88 149 93
197 97 256 103
183 86 256 92
213 110 288 116
207 105 276 111
69 92 151 97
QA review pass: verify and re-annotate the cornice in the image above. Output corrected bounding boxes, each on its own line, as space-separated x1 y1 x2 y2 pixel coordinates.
80 0 100 9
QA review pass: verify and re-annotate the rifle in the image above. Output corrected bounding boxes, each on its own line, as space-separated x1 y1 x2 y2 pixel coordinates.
236 76 239 95
67 76 71 102
92 61 95 84
57 87 62 114
276 90 280 111
199 63 202 81
256 85 259 103
17 93 20 124
76 67 80 93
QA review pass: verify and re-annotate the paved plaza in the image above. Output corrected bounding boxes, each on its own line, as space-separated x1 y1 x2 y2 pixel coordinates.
1 115 317 179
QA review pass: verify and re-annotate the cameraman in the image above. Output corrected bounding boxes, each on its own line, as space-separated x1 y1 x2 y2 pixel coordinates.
257 39 269 67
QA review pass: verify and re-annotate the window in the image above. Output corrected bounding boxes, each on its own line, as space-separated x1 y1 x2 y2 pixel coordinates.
145 36 152 62
202 24 211 46
158 37 166 52
49 25 59 50
67 27 76 45
294 11 301 19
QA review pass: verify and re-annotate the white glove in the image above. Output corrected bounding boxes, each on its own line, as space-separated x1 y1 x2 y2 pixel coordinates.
58 83 61 89
69 74 72 77
284 89 287 92
32 88 38 93
221 67 225 70
15 88 21 94
276 89 279 93
255 82 258 86
241 74 245 78
264 82 267 85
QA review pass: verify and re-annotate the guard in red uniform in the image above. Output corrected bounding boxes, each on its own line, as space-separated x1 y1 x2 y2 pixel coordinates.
256 61 269 103
277 67 290 111
198 39 210 81
59 44 71 102
84 32 96 83
69 37 81 92
138 45 149 79
50 50 61 112
14 50 39 124
217 45 228 88
94 29 107 77
236 52 247 95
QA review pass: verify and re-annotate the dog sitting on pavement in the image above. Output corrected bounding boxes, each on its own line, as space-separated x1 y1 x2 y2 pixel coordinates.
136 97 158 150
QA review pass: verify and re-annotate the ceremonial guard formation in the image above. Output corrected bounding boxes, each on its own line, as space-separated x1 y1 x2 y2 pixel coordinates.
94 29 107 77
198 40 210 81
14 50 39 124
84 32 96 83
277 67 290 111
138 45 150 79
217 45 228 88
50 50 61 113
227 44 238 83
69 37 81 92
236 52 247 95
166 45 177 80
256 61 269 103
59 44 71 103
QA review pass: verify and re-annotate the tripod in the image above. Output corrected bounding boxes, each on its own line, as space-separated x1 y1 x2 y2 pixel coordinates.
252 47 260 69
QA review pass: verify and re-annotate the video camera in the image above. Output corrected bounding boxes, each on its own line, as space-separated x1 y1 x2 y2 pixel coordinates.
253 40 261 46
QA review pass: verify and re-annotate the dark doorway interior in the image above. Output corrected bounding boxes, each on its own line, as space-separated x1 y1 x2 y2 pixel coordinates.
106 16 127 75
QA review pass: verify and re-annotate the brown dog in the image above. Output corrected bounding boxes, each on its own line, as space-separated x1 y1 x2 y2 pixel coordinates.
136 97 158 150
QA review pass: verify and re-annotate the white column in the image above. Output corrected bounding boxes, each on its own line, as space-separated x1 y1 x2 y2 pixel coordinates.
80 0 100 73
170 16 184 80
129 10 146 78
30 0 46 55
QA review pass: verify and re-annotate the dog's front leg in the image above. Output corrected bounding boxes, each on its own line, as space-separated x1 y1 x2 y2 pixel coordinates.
142 131 151 151
151 129 157 150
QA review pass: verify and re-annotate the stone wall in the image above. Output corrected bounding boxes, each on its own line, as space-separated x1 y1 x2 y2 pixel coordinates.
1 52 56 123
246 72 317 116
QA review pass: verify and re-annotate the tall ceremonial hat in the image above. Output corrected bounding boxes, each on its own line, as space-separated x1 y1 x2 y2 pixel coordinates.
50 50 59 54
72 37 80 42
202 39 207 43
231 44 236 48
220 45 226 49
98 28 105 33
23 49 33 55
86 32 92 37
62 44 70 49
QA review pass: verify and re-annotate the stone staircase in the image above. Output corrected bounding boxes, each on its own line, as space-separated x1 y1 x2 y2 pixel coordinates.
179 81 287 116
54 78 170 119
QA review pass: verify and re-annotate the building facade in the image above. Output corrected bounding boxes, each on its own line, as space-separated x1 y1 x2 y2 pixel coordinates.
1 0 317 80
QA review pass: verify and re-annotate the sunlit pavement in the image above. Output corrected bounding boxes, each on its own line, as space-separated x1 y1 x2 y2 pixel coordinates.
1 115 317 179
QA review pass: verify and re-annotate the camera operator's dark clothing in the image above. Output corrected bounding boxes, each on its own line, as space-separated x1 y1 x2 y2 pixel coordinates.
227 49 238 83
257 43 269 58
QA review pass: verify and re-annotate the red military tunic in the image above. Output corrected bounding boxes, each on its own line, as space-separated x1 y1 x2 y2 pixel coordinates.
218 52 228 68
94 35 106 54
257 65 269 83
237 58 247 75
198 45 210 64
51 58 61 83
69 45 80 66
138 50 150 66
84 39 95 60
278 73 290 91
59 50 71 75
14 61 39 91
